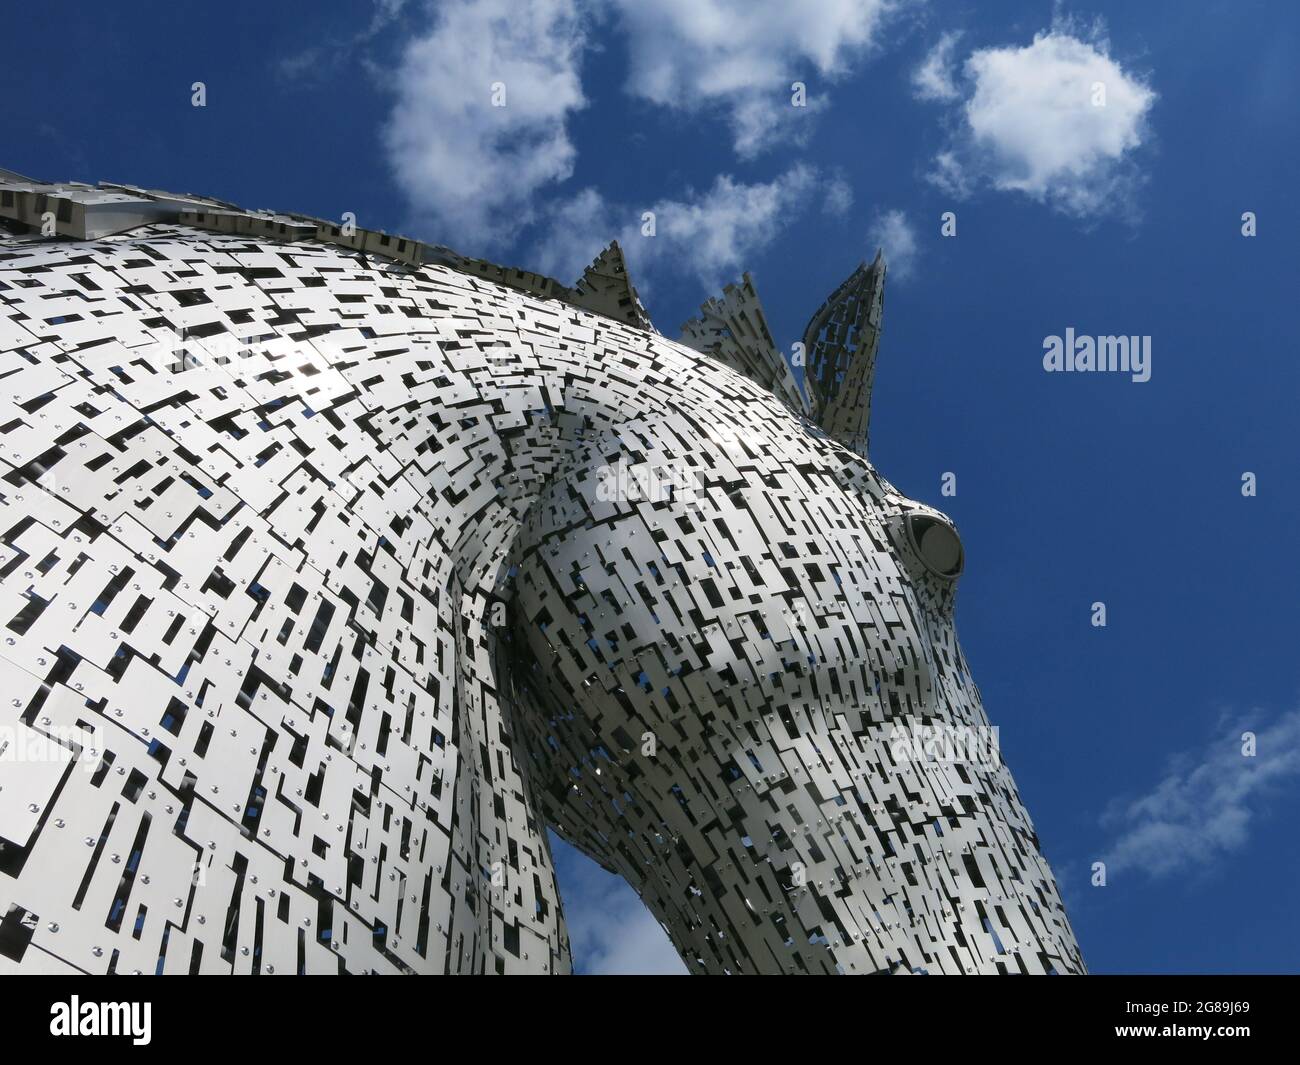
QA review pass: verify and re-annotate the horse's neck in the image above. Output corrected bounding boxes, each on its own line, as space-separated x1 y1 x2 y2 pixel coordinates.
341 266 734 969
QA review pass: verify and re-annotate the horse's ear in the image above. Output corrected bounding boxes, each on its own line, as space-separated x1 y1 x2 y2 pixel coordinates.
570 240 656 332
804 249 886 457
680 272 811 417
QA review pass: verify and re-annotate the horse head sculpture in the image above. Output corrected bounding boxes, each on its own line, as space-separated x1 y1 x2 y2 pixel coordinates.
0 173 1083 974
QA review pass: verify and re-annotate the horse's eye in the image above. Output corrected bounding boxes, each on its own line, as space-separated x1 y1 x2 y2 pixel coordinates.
905 514 964 579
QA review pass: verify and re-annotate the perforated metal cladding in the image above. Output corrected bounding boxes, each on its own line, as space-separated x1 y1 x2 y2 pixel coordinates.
0 218 1083 975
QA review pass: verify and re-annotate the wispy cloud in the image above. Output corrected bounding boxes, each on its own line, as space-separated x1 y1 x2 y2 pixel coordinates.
911 30 962 102
866 207 917 280
278 0 412 85
533 164 822 292
822 173 855 216
1099 707 1300 879
923 19 1156 220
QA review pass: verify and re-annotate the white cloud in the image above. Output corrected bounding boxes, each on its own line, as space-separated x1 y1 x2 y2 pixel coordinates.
534 165 822 292
381 0 587 251
866 207 917 280
377 1 885 256
610 0 903 158
279 0 411 83
911 30 962 101
1100 708 1300 879
555 842 687 974
925 24 1156 219
567 886 688 975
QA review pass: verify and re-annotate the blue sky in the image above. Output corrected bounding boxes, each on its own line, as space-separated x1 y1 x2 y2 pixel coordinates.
6 0 1297 974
